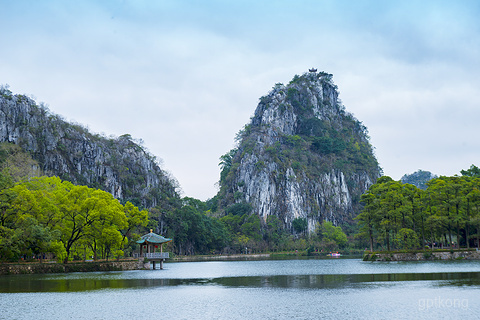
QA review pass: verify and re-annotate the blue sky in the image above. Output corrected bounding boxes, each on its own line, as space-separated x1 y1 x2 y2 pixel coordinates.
1 0 480 200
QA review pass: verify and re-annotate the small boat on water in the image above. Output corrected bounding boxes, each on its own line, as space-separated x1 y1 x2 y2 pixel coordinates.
327 252 341 257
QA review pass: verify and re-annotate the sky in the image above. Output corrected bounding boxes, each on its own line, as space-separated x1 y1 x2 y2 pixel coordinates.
1 0 479 200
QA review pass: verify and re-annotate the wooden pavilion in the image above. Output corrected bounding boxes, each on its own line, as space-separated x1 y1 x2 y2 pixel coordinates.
136 230 172 269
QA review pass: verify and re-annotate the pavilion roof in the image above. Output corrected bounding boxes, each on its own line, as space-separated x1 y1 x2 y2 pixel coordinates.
136 231 172 244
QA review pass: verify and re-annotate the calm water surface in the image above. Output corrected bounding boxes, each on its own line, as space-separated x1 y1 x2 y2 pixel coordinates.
0 258 479 319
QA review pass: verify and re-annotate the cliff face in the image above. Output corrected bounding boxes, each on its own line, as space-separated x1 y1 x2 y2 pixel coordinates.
0 87 178 208
218 72 381 233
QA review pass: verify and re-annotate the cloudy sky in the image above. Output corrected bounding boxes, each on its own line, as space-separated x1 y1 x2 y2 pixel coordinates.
1 0 479 200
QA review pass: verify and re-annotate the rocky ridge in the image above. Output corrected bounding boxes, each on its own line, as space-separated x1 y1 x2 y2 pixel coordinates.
0 86 178 208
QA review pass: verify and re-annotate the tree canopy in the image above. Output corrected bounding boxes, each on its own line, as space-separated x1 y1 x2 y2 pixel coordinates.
356 170 480 251
0 175 147 262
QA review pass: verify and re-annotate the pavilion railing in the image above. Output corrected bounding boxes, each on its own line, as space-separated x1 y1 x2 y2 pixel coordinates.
133 252 169 259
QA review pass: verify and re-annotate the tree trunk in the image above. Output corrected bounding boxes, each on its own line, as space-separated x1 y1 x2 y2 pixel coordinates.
477 227 480 249
63 243 72 264
421 216 426 250
386 230 390 251
456 222 461 248
430 227 434 250
466 224 470 249
369 227 373 252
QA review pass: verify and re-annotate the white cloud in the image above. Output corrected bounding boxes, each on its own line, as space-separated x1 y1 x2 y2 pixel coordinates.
1 0 479 199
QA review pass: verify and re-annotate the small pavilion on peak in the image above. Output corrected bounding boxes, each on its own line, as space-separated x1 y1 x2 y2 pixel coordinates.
136 230 172 269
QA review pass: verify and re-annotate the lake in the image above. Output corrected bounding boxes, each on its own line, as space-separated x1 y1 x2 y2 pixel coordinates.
0 258 479 319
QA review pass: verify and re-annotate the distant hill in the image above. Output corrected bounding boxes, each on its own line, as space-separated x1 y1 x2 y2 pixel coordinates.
214 71 381 233
401 170 438 190
0 85 179 208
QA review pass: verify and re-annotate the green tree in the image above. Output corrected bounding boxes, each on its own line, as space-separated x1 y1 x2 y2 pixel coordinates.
461 165 480 177
0 175 147 262
121 201 149 243
427 176 467 247
364 176 397 250
292 217 308 235
465 178 480 248
12 176 136 262
357 170 480 252
318 221 348 249
56 182 126 262
164 199 230 255
20 216 57 261
225 202 252 216
0 170 16 228
0 226 22 261
356 192 378 251
403 183 425 247
240 215 262 241
219 149 238 183
395 228 418 249
356 176 416 251
265 215 287 250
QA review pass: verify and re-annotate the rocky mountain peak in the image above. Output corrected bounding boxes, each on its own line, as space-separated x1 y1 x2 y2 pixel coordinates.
217 71 381 233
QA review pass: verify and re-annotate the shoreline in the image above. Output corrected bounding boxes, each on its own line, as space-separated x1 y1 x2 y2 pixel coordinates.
5 249 478 275
0 259 141 275
363 249 480 261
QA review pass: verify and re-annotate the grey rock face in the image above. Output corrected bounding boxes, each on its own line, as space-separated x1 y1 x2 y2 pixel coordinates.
401 170 437 190
218 72 381 233
0 90 177 208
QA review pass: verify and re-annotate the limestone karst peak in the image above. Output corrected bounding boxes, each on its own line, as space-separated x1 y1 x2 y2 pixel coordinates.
216 72 381 234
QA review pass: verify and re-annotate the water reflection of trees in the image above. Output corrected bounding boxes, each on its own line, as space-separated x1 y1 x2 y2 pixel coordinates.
213 272 480 289
2 272 479 293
